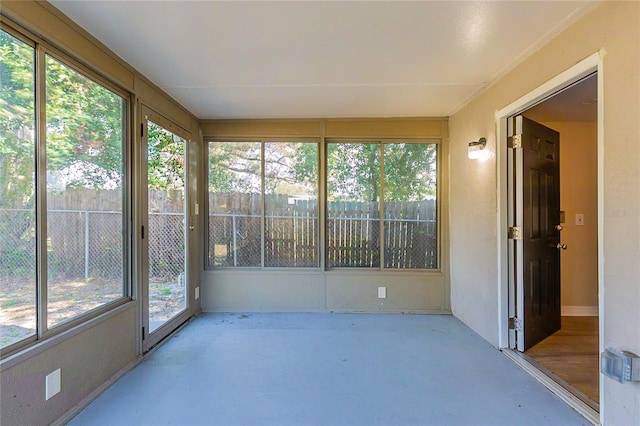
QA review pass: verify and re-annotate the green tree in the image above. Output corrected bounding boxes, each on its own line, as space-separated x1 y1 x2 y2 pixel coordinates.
208 141 261 193
45 55 124 190
327 143 380 202
327 142 436 203
383 143 436 201
147 122 184 190
0 31 35 208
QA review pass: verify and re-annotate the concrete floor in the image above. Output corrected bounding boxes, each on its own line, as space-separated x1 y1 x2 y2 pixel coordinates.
69 313 589 426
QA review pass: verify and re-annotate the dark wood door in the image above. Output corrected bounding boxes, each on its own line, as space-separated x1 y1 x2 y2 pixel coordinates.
516 115 562 350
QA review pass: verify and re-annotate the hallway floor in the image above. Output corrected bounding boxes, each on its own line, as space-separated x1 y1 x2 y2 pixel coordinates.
526 316 599 404
69 313 589 426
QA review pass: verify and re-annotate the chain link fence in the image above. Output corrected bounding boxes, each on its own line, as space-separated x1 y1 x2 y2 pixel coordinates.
148 212 185 283
0 208 36 281
1 208 186 284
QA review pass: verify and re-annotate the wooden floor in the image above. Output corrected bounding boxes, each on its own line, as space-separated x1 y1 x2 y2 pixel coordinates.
526 316 599 404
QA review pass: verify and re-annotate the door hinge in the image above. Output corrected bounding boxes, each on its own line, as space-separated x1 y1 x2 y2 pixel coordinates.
141 225 145 239
141 123 144 137
508 226 522 240
508 317 523 331
142 327 145 340
508 134 522 149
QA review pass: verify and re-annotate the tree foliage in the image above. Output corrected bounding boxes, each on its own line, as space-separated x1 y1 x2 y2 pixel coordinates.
45 55 124 190
383 143 436 201
208 142 261 193
208 140 436 203
0 30 125 208
0 31 35 208
147 122 184 190
327 143 380 202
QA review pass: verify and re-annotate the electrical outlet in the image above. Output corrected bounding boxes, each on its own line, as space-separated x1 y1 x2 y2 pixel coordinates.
45 369 61 400
378 287 387 299
576 213 584 226
195 286 200 300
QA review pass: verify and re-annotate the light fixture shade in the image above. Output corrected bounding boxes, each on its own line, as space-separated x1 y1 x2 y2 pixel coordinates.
468 137 487 160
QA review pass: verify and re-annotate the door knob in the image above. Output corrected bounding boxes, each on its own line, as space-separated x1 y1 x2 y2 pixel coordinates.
555 224 563 231
189 225 195 231
557 243 567 250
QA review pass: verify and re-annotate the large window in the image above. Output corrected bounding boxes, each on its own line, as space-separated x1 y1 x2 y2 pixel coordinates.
0 28 128 352
45 55 126 327
208 141 319 268
327 141 437 269
0 31 37 348
207 139 438 271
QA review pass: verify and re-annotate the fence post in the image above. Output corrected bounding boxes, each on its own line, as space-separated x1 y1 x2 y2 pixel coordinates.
232 213 238 266
84 210 90 280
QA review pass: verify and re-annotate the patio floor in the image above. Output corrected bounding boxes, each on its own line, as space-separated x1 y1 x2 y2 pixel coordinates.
69 313 589 426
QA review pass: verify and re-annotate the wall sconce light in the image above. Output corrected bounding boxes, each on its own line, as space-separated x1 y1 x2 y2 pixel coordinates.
468 137 487 160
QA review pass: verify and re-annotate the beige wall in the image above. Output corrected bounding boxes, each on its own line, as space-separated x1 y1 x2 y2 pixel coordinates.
541 122 598 311
449 2 639 424
0 307 137 425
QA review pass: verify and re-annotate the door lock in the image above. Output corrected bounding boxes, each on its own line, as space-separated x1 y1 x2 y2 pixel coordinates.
557 243 567 250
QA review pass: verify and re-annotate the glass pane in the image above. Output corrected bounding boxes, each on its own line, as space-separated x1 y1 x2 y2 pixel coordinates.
45 55 125 328
327 143 380 268
383 143 437 269
147 121 187 333
208 142 262 267
264 142 318 267
0 31 36 348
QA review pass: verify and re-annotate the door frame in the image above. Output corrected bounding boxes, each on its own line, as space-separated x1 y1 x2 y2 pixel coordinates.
495 52 604 421
138 104 193 353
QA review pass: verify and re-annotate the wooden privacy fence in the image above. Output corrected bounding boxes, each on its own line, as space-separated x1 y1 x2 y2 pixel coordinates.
208 193 437 269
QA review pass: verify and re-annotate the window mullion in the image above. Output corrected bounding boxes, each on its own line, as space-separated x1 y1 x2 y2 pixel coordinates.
379 142 385 270
35 46 48 338
319 137 326 271
260 141 265 269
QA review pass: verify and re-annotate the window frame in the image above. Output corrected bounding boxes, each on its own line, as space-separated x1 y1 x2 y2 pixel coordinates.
205 138 321 270
205 136 441 272
0 21 133 358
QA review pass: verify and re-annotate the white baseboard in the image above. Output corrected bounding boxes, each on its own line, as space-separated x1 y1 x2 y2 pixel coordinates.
562 305 599 316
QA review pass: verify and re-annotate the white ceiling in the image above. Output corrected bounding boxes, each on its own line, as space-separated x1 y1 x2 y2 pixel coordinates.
50 1 596 120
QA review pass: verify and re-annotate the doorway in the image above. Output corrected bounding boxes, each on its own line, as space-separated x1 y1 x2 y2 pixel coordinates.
140 107 192 352
496 53 603 423
519 74 599 408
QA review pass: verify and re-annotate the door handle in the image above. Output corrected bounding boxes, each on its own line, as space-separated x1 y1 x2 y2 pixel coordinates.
555 224 563 231
189 225 195 231
556 243 567 250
